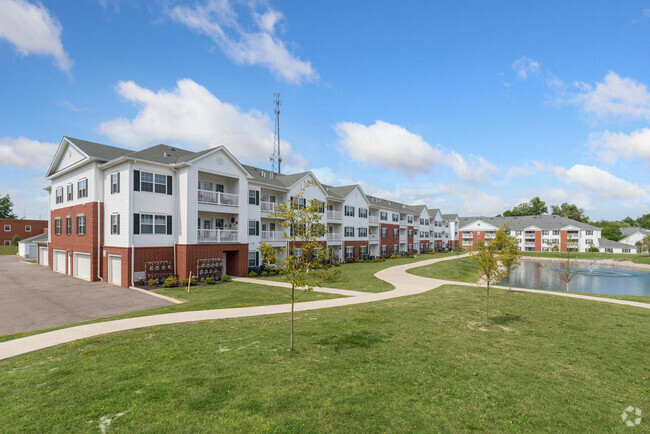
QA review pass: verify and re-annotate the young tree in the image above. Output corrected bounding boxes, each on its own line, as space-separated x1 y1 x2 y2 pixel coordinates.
545 244 581 291
472 224 517 326
259 180 329 351
0 194 17 219
11 235 21 246
499 225 522 290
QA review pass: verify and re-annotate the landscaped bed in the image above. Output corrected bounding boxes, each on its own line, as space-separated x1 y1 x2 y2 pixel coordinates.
1 284 648 431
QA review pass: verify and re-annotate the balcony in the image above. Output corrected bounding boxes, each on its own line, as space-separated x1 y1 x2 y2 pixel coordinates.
369 233 379 243
399 236 407 243
197 229 238 243
261 231 284 242
198 190 238 207
327 210 342 220
261 201 279 213
327 233 342 244
524 241 536 247
368 216 379 225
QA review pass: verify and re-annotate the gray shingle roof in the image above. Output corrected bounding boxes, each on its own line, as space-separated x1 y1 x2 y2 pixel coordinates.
597 238 636 249
366 195 413 213
322 184 358 200
442 213 458 220
126 144 196 164
65 137 131 161
427 208 441 218
620 227 650 237
409 204 427 215
18 232 48 244
459 215 600 231
242 164 288 189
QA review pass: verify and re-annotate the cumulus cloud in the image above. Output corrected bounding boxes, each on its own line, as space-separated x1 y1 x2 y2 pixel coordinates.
334 120 497 181
98 78 304 166
505 161 550 178
588 128 650 164
555 164 646 199
169 0 317 84
437 183 509 216
572 72 650 121
0 0 72 71
0 136 58 169
512 56 540 80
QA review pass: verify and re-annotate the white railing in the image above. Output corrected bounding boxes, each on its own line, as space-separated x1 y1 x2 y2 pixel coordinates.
261 201 279 213
368 216 379 224
524 241 536 246
327 233 342 242
369 233 378 241
261 231 284 241
399 236 407 243
327 210 342 220
198 190 239 206
197 229 238 243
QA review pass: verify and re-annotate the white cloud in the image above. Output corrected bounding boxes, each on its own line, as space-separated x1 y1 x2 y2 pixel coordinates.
334 120 497 181
512 56 540 80
505 161 549 178
0 0 72 71
98 78 304 166
437 183 508 216
169 0 316 84
555 164 646 199
573 72 650 120
588 128 650 164
0 136 58 169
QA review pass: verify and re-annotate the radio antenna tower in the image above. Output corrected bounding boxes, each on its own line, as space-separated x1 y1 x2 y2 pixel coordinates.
270 92 282 173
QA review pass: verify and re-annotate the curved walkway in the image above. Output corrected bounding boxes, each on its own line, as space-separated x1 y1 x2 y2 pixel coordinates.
1 254 649 361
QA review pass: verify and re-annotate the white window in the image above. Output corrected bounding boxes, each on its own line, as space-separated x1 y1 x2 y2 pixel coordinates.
141 172 154 192
55 187 63 204
67 183 73 201
359 208 368 218
248 220 259 236
249 190 257 205
77 178 88 198
381 228 387 237
154 174 167 194
76 215 86 235
542 230 549 235
111 173 120 194
381 245 387 255
3 224 10 232
392 213 399 222
155 215 166 234
140 214 154 234
3 240 9 245
359 246 367 256
248 251 258 267
111 214 120 235
293 248 303 258
380 211 388 221
54 218 62 235
553 230 560 236
585 230 593 235
345 246 354 258
291 196 305 209
25 225 31 232
358 227 368 237
585 239 593 245
407 216 413 223
344 226 354 237
345 205 355 217
393 228 398 238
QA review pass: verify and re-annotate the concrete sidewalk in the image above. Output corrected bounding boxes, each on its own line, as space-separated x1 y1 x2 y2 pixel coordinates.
1 253 649 361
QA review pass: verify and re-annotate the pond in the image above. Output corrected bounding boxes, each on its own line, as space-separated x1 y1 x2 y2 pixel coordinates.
501 260 650 297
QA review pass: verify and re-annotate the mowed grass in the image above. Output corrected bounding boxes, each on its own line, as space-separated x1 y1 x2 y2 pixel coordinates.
1 285 648 432
0 282 341 343
0 245 17 255
522 251 650 265
260 251 459 292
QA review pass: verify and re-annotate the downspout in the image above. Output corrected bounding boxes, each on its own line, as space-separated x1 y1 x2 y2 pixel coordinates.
130 161 135 287
171 165 179 278
97 201 103 281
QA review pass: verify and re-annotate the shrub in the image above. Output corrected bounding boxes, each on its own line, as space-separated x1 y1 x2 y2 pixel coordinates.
221 275 232 282
147 279 158 287
389 254 396 259
181 278 197 286
204 277 216 285
162 276 178 288
359 259 365 263
11 235 21 246
260 271 268 277
588 246 600 252
269 271 277 276
345 257 355 263
396 254 402 258
249 271 258 277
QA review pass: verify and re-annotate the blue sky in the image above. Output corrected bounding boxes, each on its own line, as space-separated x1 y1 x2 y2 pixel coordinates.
1 0 649 220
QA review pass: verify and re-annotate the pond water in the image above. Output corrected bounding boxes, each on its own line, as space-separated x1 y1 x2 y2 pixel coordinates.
501 260 650 297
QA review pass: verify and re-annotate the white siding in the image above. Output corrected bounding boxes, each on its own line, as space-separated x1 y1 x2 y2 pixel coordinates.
341 186 370 241
50 163 100 211
132 163 176 247
103 161 131 247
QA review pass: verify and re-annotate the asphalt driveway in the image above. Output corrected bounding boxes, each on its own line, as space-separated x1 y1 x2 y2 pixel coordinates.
0 256 172 336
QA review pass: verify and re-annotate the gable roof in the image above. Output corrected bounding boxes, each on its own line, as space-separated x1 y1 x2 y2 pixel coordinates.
459 215 600 231
427 208 441 219
17 232 48 244
366 195 413 213
322 184 357 199
127 144 196 164
597 238 636 249
442 213 458 220
242 164 288 189
64 137 131 161
620 227 650 237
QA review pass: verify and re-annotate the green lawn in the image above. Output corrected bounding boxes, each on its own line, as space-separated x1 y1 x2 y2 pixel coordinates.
260 251 459 292
0 282 340 343
0 245 17 255
522 251 650 265
1 285 648 432
409 257 650 303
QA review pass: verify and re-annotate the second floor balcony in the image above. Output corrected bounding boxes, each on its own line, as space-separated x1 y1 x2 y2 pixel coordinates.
260 231 284 242
327 232 342 243
368 216 379 225
327 210 342 220
198 229 238 243
261 201 279 214
198 190 238 207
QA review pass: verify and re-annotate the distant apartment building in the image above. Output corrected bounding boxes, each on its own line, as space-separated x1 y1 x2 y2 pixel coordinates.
620 227 650 247
0 218 48 246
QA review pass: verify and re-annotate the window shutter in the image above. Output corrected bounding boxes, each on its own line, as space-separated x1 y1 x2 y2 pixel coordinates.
117 214 121 235
134 213 140 234
256 251 259 267
255 220 260 236
167 175 172 195
134 170 140 191
255 190 259 205
167 215 172 235
116 172 120 193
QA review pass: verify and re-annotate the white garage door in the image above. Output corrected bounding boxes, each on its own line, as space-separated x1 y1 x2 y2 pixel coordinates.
108 255 122 286
74 253 91 281
39 247 48 266
28 244 37 258
53 250 66 273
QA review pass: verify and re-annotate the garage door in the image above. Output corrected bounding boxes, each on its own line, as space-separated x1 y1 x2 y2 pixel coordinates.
108 255 122 286
53 250 65 273
39 247 48 266
73 253 91 281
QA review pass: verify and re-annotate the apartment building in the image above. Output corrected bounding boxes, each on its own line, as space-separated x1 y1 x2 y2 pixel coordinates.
458 215 608 252
442 214 459 249
42 137 460 288
1 218 48 246
620 227 650 247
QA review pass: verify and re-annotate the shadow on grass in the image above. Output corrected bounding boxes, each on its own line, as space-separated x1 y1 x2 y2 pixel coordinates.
316 330 385 351
491 313 522 326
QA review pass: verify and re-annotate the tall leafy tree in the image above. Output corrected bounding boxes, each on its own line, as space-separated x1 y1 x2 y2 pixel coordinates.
599 225 623 241
502 197 548 217
259 180 330 351
551 202 586 222
0 194 17 219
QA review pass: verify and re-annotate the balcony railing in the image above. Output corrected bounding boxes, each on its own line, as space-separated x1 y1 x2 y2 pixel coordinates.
369 233 378 241
368 216 379 224
327 233 342 242
261 231 284 241
197 229 238 243
524 241 536 247
198 190 238 206
327 210 342 220
261 201 279 213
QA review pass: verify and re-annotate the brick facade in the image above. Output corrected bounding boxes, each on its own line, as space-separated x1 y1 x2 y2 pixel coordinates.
343 240 370 259
102 246 132 287
380 223 399 254
49 202 102 281
176 243 249 280
1 218 48 245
